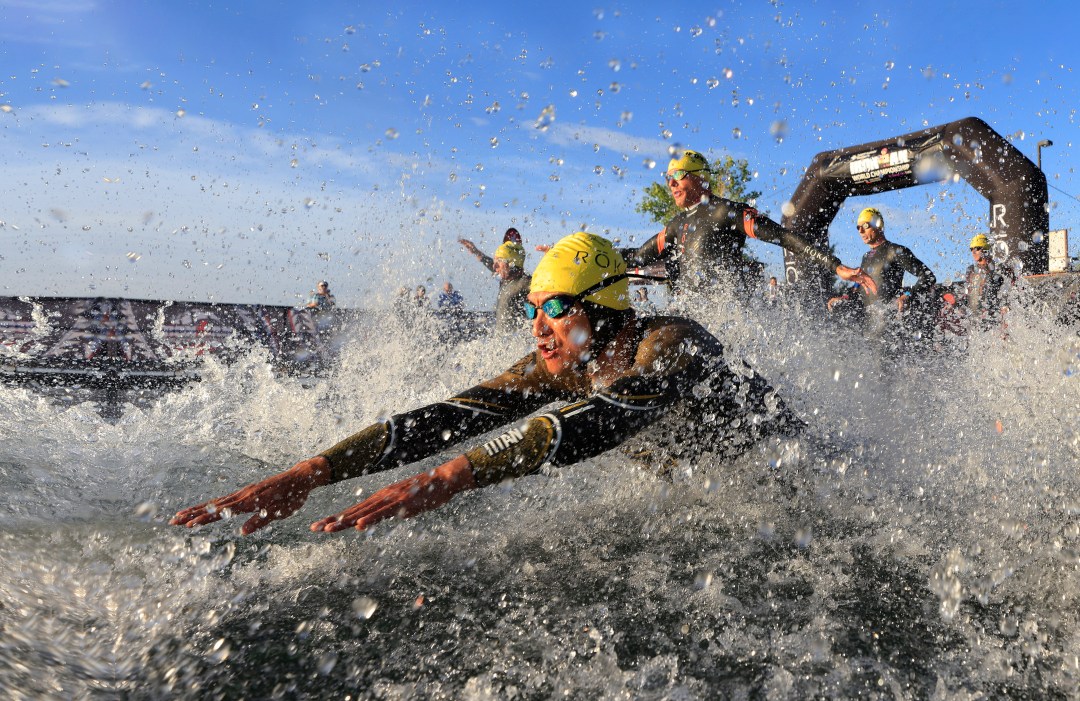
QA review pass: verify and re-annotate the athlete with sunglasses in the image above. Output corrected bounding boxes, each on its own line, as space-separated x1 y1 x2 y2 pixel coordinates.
172 232 801 536
622 150 876 298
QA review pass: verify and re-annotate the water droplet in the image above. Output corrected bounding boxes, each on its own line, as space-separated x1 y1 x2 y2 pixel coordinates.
490 137 499 148
781 201 795 217
885 60 895 70
723 68 733 79
690 26 703 37
795 527 813 548
534 105 555 131
643 158 656 169
126 252 141 263
352 596 378 619
667 143 683 157
770 120 788 143
318 651 338 675
0 105 12 113
568 89 578 98
208 638 231 664
134 501 158 520
441 429 452 441
731 127 742 139
385 128 399 140
608 58 621 72
706 78 719 89
693 571 713 589
593 165 604 176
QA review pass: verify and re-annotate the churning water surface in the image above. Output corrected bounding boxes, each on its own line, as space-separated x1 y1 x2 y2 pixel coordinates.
1 297 1079 700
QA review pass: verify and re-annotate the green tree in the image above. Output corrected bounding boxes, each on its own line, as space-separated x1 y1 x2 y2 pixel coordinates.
634 153 763 225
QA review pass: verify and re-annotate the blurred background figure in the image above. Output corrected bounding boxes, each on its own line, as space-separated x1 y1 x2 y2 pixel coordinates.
632 286 658 315
413 285 430 311
764 276 782 306
437 282 464 311
305 280 336 311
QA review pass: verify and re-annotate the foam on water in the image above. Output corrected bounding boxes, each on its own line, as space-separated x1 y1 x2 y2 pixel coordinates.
1 299 1078 698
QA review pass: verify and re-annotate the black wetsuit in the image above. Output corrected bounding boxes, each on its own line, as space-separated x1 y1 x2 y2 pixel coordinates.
964 263 1007 329
857 241 936 307
320 315 798 487
621 198 840 294
475 251 531 332
855 241 937 357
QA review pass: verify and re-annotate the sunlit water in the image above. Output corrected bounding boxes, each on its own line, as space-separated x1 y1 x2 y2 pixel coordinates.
1 297 1079 700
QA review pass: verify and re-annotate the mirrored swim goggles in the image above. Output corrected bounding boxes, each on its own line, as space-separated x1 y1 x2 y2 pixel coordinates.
666 168 706 182
523 272 666 320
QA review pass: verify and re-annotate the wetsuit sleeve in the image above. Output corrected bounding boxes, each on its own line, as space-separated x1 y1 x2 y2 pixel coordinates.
475 251 496 273
319 354 557 482
465 325 708 486
742 206 842 271
619 229 667 268
897 246 937 298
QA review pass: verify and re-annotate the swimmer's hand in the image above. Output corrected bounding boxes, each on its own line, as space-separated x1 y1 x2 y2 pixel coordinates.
310 455 477 533
836 266 877 296
170 457 332 535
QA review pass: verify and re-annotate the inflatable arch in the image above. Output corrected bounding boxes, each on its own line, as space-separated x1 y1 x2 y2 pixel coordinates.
780 117 1049 299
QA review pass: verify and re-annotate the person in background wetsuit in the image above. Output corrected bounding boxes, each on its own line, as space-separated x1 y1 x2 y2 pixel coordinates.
171 233 801 537
830 207 937 358
459 235 531 332
963 234 1008 331
305 280 336 311
620 150 876 299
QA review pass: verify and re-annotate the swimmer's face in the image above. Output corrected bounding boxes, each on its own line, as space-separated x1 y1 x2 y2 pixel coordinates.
528 291 593 375
667 171 709 209
858 222 884 246
493 258 513 280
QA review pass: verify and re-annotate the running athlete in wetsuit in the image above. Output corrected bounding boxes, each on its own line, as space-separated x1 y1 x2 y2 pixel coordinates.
621 150 876 297
171 233 800 536
459 233 531 332
963 234 1008 330
833 207 937 358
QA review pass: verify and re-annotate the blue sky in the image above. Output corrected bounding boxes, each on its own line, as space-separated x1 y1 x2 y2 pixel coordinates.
1 0 1078 306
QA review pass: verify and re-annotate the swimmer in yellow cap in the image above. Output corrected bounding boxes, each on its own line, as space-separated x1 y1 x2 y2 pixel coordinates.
621 149 876 297
963 233 1008 329
172 232 804 537
459 230 531 331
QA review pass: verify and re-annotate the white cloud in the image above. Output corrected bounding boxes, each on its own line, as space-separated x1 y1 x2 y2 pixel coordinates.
540 122 668 160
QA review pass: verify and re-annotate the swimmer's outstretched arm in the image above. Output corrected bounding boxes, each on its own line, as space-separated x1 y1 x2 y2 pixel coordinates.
310 455 477 533
170 457 333 535
836 266 877 296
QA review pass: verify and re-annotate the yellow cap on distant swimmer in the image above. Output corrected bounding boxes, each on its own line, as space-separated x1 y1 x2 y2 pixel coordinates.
857 207 884 230
530 232 629 310
667 149 710 176
493 241 525 268
969 234 990 250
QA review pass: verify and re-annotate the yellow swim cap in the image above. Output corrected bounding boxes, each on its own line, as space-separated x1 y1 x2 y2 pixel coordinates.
530 232 629 310
493 241 525 268
969 234 990 250
857 207 884 230
667 149 710 177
